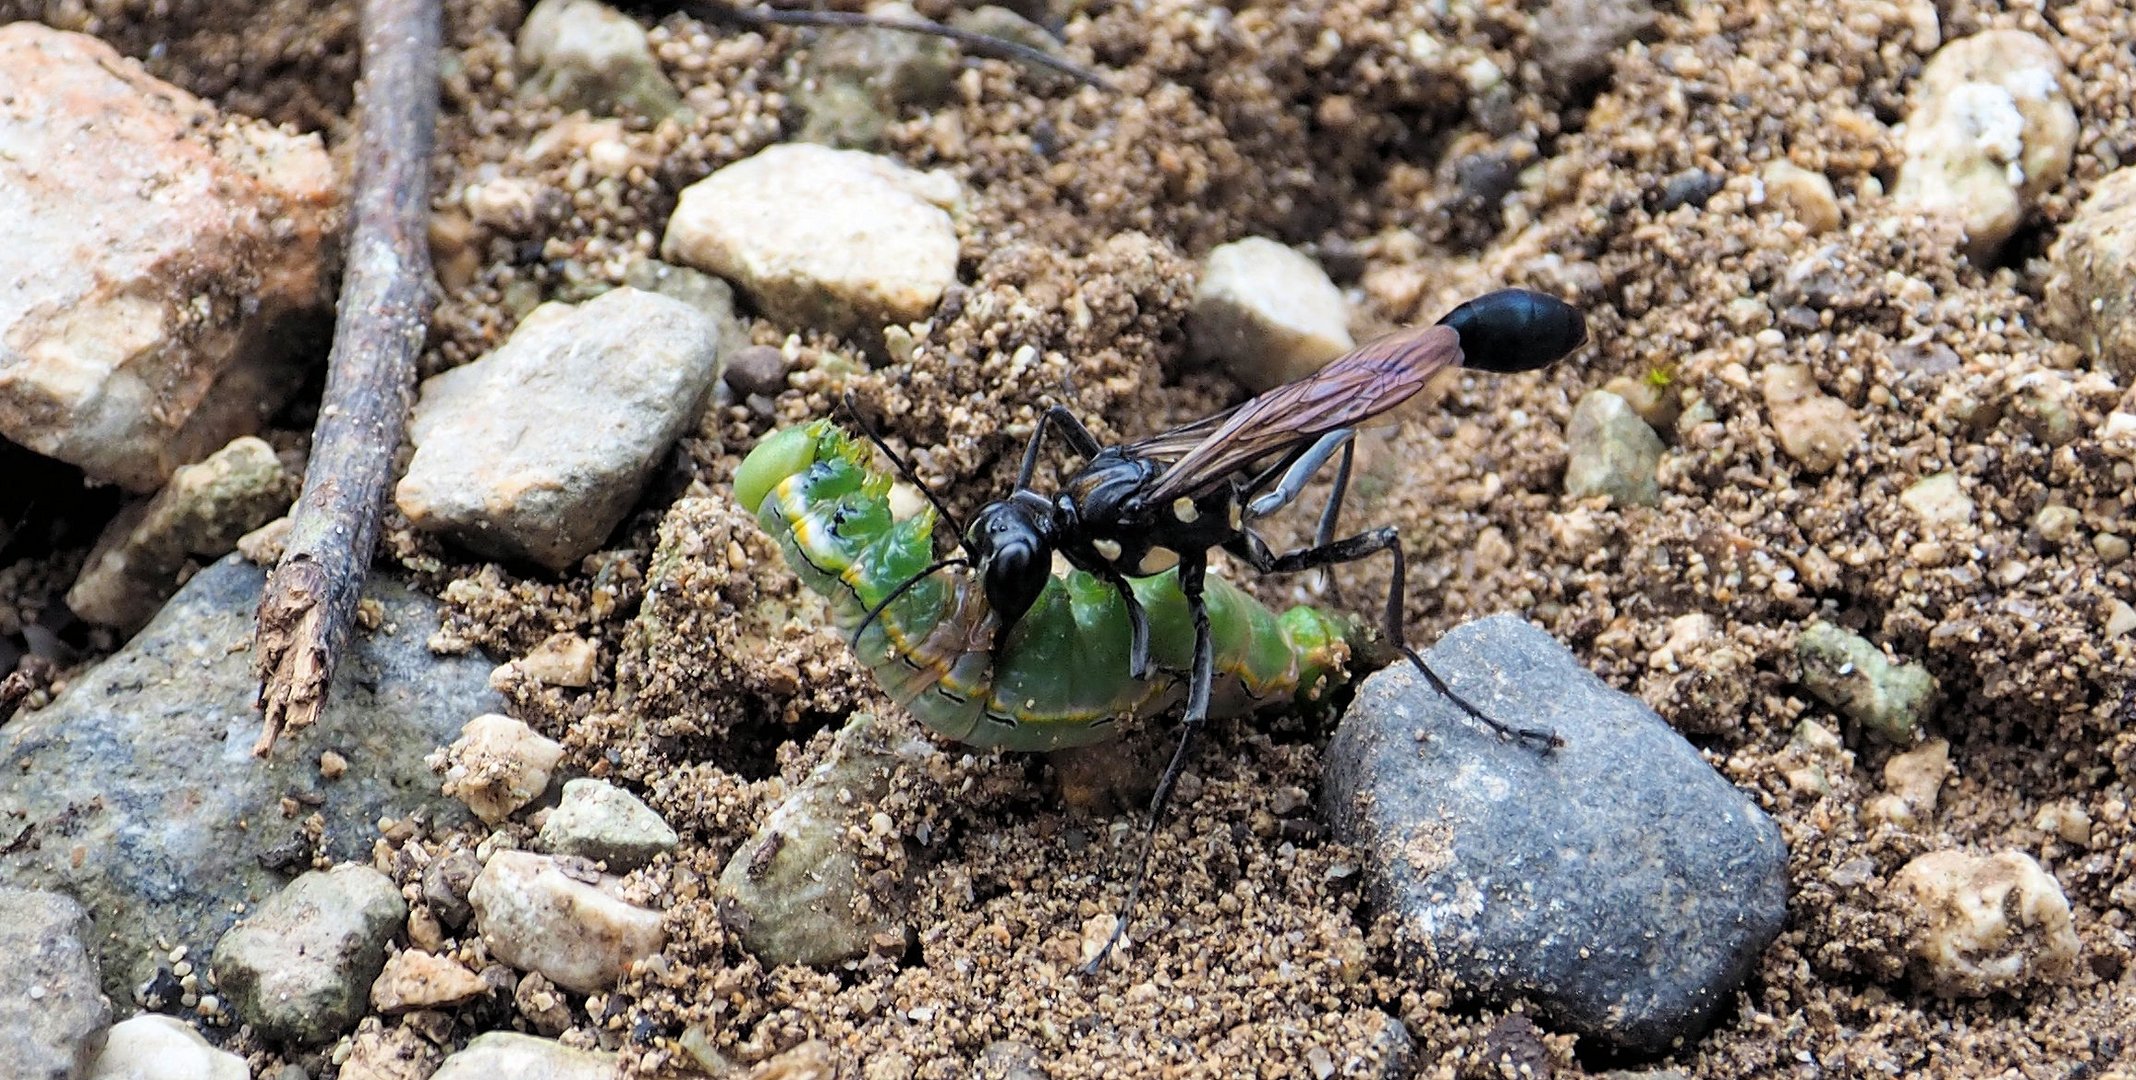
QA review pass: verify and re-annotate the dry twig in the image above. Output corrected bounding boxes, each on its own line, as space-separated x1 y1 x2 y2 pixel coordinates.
254 0 440 754
658 1 1115 90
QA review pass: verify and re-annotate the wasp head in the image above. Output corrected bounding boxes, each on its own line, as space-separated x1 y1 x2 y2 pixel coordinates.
966 495 1055 627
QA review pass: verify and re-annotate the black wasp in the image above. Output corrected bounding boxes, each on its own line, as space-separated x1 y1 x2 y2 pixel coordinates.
863 287 1586 969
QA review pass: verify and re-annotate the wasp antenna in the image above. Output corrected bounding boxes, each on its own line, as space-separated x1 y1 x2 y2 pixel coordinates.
842 392 969 540
852 556 971 649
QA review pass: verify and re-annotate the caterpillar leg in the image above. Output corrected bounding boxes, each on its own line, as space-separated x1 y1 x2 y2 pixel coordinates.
1230 527 1560 749
1080 557 1214 974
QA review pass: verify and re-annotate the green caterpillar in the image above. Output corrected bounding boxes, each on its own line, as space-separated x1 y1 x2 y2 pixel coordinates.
734 421 1372 750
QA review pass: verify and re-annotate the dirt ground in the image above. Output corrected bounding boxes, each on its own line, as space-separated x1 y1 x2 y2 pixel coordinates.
8 0 2136 1076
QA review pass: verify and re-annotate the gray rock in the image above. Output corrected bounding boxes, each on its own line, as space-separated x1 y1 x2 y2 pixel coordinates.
1794 622 1938 744
396 287 724 571
0 887 111 1080
0 25 334 492
2044 165 2136 378
66 436 296 633
422 849 484 930
0 556 499 1002
536 778 679 871
430 1032 615 1080
210 865 407 1045
86 1015 246 1080
1532 0 1656 86
717 713 937 967
796 3 959 150
1563 389 1663 506
1321 616 1789 1052
517 0 681 120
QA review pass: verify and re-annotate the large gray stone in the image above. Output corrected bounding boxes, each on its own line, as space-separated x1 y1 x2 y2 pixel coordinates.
0 887 111 1080
396 287 724 571
210 865 406 1045
1321 615 1789 1053
0 556 500 1003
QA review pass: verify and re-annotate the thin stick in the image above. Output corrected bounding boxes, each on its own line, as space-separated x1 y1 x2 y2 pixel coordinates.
664 1 1114 90
253 0 440 755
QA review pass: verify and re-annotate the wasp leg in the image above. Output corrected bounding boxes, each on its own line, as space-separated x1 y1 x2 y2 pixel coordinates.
1229 527 1560 749
1080 557 1214 974
1016 405 1105 489
1096 569 1154 682
1241 429 1358 594
844 391 967 536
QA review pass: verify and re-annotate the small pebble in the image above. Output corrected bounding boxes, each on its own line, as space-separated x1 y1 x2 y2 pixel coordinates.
1892 29 2077 264
86 1015 247 1080
724 344 792 398
370 949 490 1014
469 851 665 993
2043 165 2136 378
1900 472 1976 528
662 144 961 342
1563 389 1664 506
436 714 565 825
1762 364 1862 474
429 1032 615 1080
1892 849 2078 996
1186 236 1355 393
516 0 681 119
717 713 937 967
0 888 109 1080
1794 622 1938 744
396 288 724 572
535 778 679 872
1761 161 1842 233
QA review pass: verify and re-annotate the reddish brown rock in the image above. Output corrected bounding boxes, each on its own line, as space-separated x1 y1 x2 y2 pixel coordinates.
0 25 335 491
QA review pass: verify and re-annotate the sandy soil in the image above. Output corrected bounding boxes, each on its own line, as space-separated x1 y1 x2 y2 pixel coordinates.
7 0 2135 1076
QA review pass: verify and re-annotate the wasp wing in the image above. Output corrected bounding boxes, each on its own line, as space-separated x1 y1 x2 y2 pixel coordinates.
1137 323 1464 502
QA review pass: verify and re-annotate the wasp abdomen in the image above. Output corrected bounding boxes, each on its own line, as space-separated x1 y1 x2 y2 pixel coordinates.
1439 288 1587 374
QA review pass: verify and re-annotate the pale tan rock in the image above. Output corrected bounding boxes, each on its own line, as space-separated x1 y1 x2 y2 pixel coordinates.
469 851 665 993
87 1015 246 1080
1188 237 1355 393
1892 849 2078 996
339 1019 444 1080
2043 166 2136 378
517 633 599 688
1761 161 1842 234
431 1032 615 1080
661 144 961 339
0 25 335 491
1863 738 1949 829
371 949 490 1013
1900 472 1975 528
1893 30 2077 264
436 714 565 824
1762 364 1861 474
66 436 295 633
